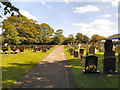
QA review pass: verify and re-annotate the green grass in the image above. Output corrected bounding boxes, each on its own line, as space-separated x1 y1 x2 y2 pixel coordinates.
1 45 57 88
63 46 119 88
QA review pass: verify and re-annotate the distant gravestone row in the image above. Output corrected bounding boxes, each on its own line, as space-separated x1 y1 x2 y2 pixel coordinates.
1 44 54 54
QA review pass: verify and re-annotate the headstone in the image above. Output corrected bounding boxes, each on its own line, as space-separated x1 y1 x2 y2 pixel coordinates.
69 49 73 54
95 49 97 53
104 40 115 57
2 46 8 54
103 40 117 74
89 46 95 54
11 46 17 54
78 43 81 50
115 45 120 54
83 55 99 73
74 51 78 57
103 57 117 74
19 46 24 52
70 49 75 55
79 49 84 54
42 47 47 52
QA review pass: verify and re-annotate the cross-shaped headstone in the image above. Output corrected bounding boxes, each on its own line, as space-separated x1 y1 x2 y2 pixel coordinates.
78 43 81 49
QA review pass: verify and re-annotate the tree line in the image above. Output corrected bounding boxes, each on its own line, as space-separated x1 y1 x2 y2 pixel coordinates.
1 15 106 45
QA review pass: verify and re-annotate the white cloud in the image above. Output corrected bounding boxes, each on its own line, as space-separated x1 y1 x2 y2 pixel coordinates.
102 0 111 3
112 0 119 7
41 2 46 5
19 9 37 21
72 19 117 38
102 14 111 18
64 0 70 3
116 13 118 16
73 5 100 14
48 6 51 9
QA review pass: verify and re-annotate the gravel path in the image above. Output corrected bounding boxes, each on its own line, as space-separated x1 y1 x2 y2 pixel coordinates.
12 46 76 88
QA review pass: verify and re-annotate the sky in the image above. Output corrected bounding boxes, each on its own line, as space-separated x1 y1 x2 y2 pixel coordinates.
0 0 119 38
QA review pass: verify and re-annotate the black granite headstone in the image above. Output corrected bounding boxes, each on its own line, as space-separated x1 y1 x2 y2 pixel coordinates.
84 55 99 73
103 57 116 74
79 49 84 54
2 46 8 53
104 40 115 57
103 40 117 74
74 51 78 57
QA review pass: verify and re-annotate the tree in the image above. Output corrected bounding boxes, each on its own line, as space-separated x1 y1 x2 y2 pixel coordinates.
100 36 106 40
91 34 106 42
2 15 38 44
0 0 20 17
83 35 90 43
2 20 20 44
62 37 69 45
40 23 54 44
68 34 75 44
52 29 63 45
91 34 101 42
75 33 83 43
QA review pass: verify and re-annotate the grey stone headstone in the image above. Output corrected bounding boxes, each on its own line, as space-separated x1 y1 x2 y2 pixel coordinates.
89 47 95 54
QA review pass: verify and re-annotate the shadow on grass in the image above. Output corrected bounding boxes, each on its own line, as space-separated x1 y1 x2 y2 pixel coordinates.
2 61 37 88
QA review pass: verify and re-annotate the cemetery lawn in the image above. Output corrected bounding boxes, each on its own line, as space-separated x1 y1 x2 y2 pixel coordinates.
2 46 57 88
63 47 119 88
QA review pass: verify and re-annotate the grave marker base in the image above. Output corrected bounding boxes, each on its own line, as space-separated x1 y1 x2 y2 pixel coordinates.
103 70 118 74
83 70 100 74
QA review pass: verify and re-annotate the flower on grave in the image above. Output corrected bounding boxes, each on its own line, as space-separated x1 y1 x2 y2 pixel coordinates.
86 64 97 72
